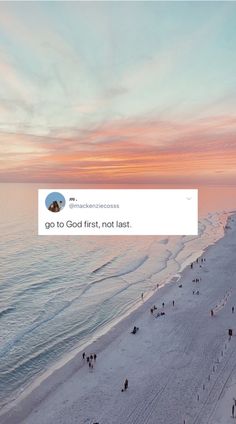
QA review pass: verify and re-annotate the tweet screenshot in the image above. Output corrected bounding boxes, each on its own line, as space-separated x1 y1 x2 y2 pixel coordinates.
2 2 236 424
38 189 198 236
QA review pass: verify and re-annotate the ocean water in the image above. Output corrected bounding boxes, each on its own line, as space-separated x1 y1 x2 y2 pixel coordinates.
1 184 236 409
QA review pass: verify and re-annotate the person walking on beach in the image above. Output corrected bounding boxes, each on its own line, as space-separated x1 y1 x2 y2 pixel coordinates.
232 404 235 418
172 300 175 307
210 309 214 317
162 302 165 308
82 352 85 360
94 353 97 361
232 306 235 313
141 293 144 301
191 263 193 269
122 378 128 392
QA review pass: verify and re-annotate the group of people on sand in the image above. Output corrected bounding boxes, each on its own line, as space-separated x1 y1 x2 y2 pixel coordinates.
191 258 205 295
150 304 158 314
82 352 97 370
197 257 206 264
150 299 175 317
190 257 206 269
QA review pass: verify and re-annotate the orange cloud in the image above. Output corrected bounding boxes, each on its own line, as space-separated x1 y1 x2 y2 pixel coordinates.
1 115 236 184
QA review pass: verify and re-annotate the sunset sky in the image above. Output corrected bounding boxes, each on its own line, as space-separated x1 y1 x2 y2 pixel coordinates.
0 1 236 184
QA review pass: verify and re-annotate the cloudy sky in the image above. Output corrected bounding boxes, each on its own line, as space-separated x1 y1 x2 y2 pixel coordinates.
0 1 236 184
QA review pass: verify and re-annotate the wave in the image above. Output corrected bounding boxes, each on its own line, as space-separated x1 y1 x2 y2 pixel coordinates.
17 276 63 297
92 257 118 274
0 307 15 319
92 255 149 281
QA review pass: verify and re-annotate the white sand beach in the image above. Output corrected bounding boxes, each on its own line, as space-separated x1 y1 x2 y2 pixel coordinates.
1 214 236 424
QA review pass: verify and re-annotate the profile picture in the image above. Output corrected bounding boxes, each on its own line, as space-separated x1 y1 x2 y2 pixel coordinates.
45 192 65 213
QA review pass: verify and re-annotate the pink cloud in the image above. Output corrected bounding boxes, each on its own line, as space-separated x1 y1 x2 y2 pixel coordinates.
1 114 236 184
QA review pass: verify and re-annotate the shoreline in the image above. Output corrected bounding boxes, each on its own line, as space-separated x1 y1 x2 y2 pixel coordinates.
0 265 185 422
1 212 235 424
0 211 228 414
